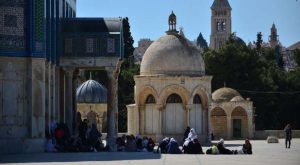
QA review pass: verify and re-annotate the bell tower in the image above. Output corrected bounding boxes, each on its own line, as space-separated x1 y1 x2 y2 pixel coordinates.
269 23 279 48
167 11 179 34
210 0 232 49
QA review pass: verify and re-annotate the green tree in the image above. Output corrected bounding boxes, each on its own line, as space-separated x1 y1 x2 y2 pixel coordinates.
293 49 300 66
256 32 263 53
203 39 300 129
118 17 139 132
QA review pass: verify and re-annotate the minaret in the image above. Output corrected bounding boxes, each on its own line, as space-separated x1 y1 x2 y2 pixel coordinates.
269 23 279 48
210 0 232 49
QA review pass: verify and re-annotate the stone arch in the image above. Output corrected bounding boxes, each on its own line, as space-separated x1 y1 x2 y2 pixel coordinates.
158 84 190 107
211 107 227 139
191 85 210 109
145 94 156 104
137 85 158 106
231 106 248 138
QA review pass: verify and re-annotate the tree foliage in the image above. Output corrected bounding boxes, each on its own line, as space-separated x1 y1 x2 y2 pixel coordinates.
203 38 300 130
293 49 300 66
118 17 139 132
256 32 263 53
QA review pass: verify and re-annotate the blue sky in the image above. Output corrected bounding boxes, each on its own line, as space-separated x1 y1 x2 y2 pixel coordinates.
77 0 300 47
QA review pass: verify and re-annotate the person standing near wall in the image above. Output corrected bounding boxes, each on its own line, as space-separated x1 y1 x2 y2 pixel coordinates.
284 123 292 148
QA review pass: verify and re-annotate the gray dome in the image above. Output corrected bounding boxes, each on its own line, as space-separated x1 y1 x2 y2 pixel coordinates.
212 87 241 102
140 33 205 76
76 80 107 103
233 36 246 45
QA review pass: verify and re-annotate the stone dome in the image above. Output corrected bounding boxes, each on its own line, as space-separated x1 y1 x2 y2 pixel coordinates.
230 96 245 102
76 80 107 103
140 32 205 76
212 87 241 102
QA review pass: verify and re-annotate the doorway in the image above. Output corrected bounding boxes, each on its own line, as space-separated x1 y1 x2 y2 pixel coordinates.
233 119 242 138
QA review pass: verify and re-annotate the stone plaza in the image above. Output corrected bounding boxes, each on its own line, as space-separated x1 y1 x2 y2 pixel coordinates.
1 139 299 165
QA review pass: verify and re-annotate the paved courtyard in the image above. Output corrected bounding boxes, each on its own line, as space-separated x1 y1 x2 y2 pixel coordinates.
0 139 299 165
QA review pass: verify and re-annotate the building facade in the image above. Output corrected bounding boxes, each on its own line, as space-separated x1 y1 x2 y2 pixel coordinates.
133 38 153 64
0 0 123 153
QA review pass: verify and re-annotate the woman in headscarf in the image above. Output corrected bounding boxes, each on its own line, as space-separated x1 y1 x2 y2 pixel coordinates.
183 128 198 153
242 138 252 154
158 137 170 153
166 138 182 154
216 138 234 154
187 128 198 140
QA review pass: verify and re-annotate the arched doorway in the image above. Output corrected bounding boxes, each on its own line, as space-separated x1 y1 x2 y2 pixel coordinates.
231 107 248 139
211 107 227 139
144 94 159 134
163 94 186 134
190 94 203 134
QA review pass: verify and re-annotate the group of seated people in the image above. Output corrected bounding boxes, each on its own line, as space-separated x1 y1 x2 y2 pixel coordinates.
45 119 108 152
206 138 252 155
46 123 252 155
157 127 252 155
116 135 155 152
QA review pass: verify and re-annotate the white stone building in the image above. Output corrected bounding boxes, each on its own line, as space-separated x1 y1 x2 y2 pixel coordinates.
127 12 255 143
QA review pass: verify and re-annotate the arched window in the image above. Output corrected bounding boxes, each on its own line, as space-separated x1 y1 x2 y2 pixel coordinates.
145 94 156 104
222 22 226 31
166 94 182 103
217 22 221 31
193 94 202 104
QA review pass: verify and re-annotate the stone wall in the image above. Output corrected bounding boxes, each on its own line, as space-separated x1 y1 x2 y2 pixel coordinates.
211 116 227 138
0 57 47 154
254 130 300 139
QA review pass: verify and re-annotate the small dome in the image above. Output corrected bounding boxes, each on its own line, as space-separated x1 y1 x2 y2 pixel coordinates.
233 36 246 45
76 80 107 103
140 33 205 76
230 96 245 102
212 87 241 102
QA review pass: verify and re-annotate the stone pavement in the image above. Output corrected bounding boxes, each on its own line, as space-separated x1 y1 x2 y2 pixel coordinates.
0 139 299 165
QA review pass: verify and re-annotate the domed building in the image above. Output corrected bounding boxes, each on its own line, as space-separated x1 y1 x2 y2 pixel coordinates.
127 12 254 142
127 12 212 142
210 87 254 139
76 79 108 132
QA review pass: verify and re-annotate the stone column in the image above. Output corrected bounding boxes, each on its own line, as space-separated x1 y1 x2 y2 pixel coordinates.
55 66 60 121
207 106 212 142
139 106 145 134
247 111 254 138
185 104 192 127
227 116 232 139
106 68 119 151
64 68 74 134
155 104 164 141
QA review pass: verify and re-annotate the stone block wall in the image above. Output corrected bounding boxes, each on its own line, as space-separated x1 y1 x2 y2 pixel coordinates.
211 116 227 139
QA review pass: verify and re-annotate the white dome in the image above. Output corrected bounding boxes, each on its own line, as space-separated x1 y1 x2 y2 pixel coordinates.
140 33 205 76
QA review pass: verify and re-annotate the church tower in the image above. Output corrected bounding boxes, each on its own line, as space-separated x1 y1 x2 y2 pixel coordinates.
269 23 279 48
210 0 232 49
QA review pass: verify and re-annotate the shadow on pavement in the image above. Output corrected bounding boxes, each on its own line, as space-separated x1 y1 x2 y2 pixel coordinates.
0 152 161 163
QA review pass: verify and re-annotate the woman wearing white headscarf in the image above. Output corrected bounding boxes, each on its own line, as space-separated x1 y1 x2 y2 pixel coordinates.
183 128 198 153
188 128 198 140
